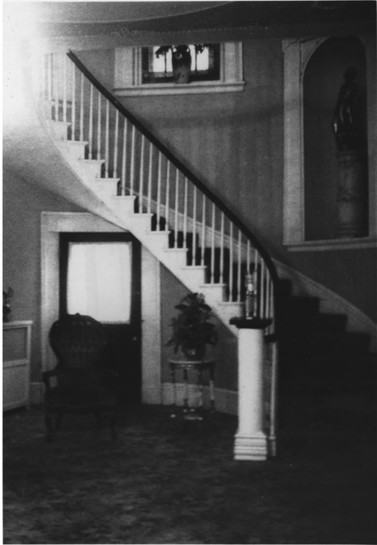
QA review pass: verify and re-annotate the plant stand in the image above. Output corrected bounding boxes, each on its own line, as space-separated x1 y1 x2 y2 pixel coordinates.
169 358 216 421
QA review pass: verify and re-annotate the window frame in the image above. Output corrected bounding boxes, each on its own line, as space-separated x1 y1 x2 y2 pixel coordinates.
113 42 245 96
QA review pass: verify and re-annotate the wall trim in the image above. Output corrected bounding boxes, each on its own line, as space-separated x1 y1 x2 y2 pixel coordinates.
285 237 377 252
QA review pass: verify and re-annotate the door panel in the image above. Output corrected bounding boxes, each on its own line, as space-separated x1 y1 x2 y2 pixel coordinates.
60 232 141 404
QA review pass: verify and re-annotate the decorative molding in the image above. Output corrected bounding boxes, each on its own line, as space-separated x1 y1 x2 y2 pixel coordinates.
282 35 376 245
114 82 245 96
285 237 377 251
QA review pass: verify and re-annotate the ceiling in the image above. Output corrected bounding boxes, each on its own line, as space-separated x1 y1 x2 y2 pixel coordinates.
11 1 375 36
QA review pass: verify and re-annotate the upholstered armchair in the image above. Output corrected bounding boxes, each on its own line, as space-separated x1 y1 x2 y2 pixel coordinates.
43 313 119 441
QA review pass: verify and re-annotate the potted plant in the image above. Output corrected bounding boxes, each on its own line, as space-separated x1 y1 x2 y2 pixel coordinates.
167 293 217 360
155 44 212 84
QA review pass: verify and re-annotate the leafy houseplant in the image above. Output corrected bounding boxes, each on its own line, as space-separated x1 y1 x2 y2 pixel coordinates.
167 293 217 360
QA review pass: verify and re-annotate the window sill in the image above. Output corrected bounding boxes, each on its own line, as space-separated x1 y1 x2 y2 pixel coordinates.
113 81 245 97
285 237 377 252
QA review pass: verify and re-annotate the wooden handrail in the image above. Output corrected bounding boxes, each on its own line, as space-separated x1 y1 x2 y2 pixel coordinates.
67 49 280 337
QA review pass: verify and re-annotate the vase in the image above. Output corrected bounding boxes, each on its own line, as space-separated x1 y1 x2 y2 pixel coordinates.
183 346 206 361
172 49 191 84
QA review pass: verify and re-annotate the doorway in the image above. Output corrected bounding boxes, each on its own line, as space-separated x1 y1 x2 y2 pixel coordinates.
59 232 142 404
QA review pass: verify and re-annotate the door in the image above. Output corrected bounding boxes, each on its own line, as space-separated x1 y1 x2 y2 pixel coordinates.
59 232 141 404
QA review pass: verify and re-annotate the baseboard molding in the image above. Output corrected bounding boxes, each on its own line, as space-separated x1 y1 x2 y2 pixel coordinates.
29 380 238 414
274 259 377 353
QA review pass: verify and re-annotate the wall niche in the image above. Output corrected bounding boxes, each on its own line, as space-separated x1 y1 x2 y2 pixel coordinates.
304 37 368 241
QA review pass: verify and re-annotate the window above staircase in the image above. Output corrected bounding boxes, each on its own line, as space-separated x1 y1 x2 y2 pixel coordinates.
113 42 245 96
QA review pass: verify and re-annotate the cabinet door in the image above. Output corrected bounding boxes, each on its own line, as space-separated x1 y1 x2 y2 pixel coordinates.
3 324 31 410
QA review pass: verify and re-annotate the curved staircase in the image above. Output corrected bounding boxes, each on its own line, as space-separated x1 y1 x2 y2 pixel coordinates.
33 49 375 455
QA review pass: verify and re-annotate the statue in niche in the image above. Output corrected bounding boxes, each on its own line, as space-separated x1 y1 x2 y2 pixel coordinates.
331 66 364 151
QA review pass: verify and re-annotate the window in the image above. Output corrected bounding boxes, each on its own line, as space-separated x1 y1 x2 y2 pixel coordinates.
141 44 220 84
113 42 244 96
66 242 132 323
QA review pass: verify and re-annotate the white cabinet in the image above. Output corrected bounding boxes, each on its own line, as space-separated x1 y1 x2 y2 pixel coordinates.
3 321 32 410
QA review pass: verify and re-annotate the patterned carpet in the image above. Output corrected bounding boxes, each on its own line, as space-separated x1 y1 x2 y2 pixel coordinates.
3 399 377 544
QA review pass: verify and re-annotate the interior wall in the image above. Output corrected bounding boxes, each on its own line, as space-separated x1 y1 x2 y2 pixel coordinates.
2 170 84 380
75 37 376 322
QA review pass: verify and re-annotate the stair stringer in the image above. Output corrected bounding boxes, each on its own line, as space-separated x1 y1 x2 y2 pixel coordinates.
275 259 377 353
45 122 241 337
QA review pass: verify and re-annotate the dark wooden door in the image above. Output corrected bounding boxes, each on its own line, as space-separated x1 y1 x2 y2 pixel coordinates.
60 232 141 404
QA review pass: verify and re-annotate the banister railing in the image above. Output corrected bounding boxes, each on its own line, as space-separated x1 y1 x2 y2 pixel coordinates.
38 50 280 338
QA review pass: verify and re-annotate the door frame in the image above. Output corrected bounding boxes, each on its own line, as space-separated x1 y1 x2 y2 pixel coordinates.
40 211 162 405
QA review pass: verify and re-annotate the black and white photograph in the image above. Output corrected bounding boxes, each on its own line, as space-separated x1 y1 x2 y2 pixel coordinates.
2 1 376 543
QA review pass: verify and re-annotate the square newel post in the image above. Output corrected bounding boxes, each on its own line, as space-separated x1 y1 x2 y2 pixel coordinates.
230 317 272 461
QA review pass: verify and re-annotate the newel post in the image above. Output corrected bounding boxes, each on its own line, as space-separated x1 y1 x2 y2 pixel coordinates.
230 317 272 461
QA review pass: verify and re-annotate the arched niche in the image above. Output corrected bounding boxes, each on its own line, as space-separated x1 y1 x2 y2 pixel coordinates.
304 37 367 240
282 35 376 248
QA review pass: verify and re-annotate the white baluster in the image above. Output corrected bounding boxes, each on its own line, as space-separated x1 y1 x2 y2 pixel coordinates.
254 249 259 314
260 259 266 318
237 229 242 302
53 55 59 121
121 120 127 195
147 143 153 214
229 223 234 300
63 55 67 123
71 62 76 140
88 83 93 157
211 204 215 284
156 152 162 230
105 100 109 177
201 195 206 266
47 54 52 115
97 92 101 159
267 275 272 323
165 161 171 231
113 109 119 177
174 169 179 248
130 125 136 195
79 73 84 141
220 212 225 284
183 177 188 248
192 186 197 265
246 240 251 275
139 135 145 212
